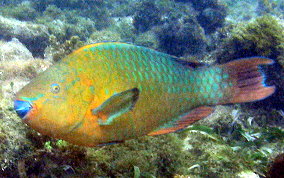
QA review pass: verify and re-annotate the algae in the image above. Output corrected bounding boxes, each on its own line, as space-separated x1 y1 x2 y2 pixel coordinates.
134 31 159 49
45 35 84 62
218 15 284 62
35 5 96 42
0 1 38 21
87 30 122 44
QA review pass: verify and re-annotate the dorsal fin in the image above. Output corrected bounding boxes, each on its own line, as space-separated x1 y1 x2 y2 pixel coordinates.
171 57 206 68
148 106 214 136
78 42 205 69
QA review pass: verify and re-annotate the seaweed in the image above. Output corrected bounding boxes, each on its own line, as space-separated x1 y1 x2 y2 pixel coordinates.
45 35 84 62
0 1 38 21
0 133 191 177
87 30 122 44
218 15 284 62
134 31 159 49
35 5 96 42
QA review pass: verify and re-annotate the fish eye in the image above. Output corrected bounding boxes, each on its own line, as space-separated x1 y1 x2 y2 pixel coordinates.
51 83 60 94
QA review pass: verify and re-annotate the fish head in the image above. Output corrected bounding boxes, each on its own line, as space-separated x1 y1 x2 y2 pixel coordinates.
14 65 84 137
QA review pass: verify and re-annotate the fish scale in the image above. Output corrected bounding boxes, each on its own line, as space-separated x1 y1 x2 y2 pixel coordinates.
14 42 275 146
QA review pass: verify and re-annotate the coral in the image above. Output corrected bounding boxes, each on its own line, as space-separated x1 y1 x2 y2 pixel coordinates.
157 16 207 57
133 1 162 33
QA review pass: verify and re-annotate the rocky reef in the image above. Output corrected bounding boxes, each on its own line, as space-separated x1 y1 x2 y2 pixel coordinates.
0 15 49 57
156 16 208 57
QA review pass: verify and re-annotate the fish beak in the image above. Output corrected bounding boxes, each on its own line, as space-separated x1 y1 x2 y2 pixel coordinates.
14 99 33 120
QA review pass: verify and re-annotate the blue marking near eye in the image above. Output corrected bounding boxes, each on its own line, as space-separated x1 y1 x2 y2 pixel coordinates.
51 83 60 93
20 94 45 102
51 83 59 88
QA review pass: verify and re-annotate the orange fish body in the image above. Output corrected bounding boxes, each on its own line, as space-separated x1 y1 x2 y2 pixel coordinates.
14 42 275 146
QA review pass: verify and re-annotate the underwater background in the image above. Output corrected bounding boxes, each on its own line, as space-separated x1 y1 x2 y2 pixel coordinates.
0 0 283 177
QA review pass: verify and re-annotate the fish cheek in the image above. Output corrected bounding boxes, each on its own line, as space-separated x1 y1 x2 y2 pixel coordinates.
30 95 71 136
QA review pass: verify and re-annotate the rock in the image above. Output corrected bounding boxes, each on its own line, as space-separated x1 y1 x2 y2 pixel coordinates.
0 38 34 61
0 15 49 57
236 171 260 178
197 6 227 33
157 16 207 57
133 1 161 33
175 0 227 33
190 0 220 11
135 31 159 49
87 30 122 44
268 153 284 178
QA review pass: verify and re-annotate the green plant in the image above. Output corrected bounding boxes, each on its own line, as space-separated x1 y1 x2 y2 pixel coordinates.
219 15 284 62
47 35 84 62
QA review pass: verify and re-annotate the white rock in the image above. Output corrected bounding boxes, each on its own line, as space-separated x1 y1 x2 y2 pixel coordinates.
236 171 260 178
0 38 34 61
0 15 49 56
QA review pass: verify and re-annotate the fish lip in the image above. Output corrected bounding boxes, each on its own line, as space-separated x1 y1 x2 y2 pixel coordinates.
14 99 33 120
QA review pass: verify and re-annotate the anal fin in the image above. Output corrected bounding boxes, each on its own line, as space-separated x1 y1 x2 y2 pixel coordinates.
148 106 214 136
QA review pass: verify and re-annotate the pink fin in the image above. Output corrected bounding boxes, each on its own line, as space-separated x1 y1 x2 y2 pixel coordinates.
220 57 275 104
148 106 214 136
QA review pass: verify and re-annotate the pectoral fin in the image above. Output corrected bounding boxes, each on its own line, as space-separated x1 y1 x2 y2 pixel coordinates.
92 88 139 126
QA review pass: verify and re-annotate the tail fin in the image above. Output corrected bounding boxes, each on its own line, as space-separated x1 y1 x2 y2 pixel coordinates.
219 57 275 104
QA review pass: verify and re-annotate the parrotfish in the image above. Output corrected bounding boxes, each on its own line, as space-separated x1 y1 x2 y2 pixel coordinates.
14 42 275 146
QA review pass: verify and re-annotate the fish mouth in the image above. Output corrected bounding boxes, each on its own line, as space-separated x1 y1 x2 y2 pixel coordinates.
14 99 33 120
